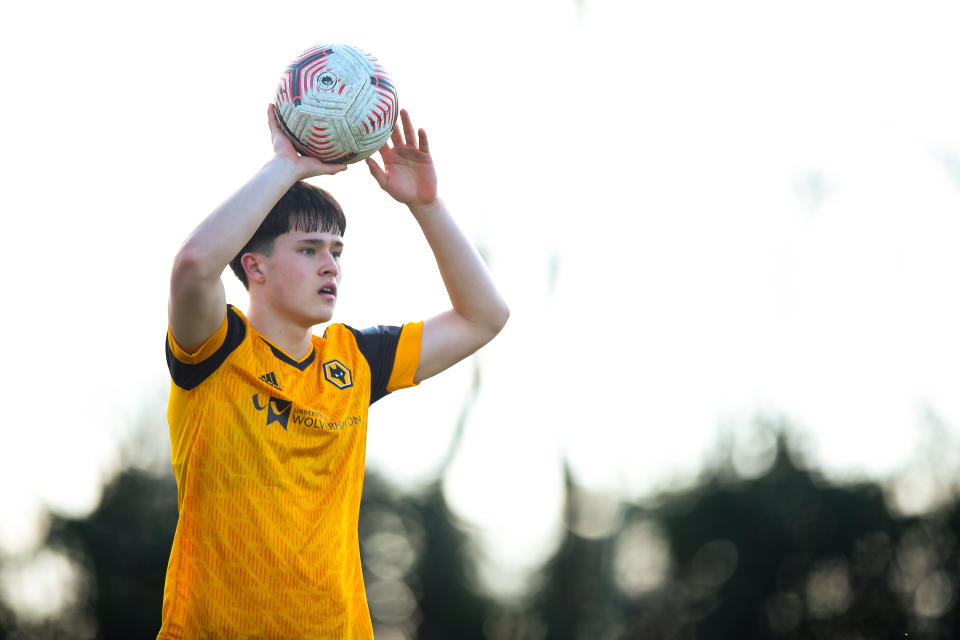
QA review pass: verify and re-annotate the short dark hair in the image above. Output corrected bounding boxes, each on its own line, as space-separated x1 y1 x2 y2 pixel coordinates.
229 181 347 289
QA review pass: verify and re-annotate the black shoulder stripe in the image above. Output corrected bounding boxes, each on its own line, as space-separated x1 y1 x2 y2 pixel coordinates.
166 307 247 390
344 324 402 405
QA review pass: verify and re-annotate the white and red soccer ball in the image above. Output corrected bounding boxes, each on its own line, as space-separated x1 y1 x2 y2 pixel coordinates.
274 43 398 164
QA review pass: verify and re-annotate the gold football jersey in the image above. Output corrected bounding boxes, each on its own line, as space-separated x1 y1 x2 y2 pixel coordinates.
158 306 421 639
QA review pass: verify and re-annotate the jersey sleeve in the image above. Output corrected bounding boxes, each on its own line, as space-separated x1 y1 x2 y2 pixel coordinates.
166 306 247 390
347 321 422 404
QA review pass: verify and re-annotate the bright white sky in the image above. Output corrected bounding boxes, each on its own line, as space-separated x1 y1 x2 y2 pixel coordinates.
3 0 960 599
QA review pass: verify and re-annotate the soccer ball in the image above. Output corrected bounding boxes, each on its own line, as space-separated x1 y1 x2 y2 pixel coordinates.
274 43 398 164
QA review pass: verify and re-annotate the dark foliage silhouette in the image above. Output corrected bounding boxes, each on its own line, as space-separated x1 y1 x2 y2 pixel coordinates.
2 430 958 638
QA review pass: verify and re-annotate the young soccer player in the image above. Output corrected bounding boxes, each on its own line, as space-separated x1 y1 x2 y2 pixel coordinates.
159 105 509 639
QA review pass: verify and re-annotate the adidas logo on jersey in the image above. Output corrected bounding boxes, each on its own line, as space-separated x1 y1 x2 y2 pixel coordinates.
259 371 282 391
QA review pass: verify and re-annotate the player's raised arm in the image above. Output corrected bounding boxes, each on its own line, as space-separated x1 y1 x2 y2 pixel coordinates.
168 105 347 352
365 109 509 382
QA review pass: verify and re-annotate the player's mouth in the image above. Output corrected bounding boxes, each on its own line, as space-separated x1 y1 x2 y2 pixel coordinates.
318 284 338 300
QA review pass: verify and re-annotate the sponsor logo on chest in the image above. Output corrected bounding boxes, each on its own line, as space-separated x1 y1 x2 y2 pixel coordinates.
251 394 361 432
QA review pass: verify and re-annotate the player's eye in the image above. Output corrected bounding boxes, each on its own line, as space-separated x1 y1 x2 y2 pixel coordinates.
300 247 316 255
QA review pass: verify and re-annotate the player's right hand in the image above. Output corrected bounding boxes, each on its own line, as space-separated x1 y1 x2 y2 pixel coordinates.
267 104 347 178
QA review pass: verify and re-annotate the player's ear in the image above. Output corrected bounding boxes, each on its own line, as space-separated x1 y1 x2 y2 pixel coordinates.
241 253 267 285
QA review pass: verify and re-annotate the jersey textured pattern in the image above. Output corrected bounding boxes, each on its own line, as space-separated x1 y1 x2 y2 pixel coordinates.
158 306 421 640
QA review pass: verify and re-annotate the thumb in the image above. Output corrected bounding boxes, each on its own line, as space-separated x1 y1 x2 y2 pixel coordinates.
365 157 387 187
300 157 347 177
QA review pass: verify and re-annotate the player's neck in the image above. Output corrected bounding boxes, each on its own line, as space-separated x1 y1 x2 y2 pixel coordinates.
246 305 314 360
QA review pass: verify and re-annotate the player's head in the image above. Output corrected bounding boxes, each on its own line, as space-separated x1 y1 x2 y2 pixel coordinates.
229 181 347 290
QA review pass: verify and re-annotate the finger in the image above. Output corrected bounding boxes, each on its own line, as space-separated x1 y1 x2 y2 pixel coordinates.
418 128 429 154
365 157 387 186
390 125 402 148
400 109 415 147
267 104 280 133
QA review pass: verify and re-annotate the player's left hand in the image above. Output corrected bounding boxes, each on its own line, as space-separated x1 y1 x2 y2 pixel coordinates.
366 109 438 207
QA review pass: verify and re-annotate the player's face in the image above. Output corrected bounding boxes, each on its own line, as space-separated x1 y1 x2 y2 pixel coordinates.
261 230 343 326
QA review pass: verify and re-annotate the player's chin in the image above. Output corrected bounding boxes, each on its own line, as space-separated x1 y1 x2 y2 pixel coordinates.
309 300 337 324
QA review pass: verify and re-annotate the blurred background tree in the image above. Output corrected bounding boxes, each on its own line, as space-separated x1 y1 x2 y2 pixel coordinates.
3 417 960 639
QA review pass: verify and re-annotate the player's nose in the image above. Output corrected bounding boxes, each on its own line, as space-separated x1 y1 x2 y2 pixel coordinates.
319 252 339 276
